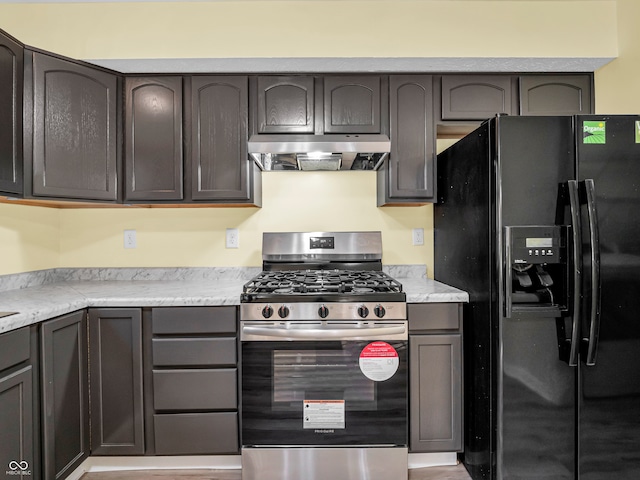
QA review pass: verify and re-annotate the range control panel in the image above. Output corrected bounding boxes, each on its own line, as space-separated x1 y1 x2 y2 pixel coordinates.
508 225 565 264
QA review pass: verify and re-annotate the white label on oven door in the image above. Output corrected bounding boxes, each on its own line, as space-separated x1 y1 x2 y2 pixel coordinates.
303 400 345 430
359 341 399 381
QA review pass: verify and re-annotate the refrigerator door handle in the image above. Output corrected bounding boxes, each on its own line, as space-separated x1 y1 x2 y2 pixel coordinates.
566 180 582 367
582 178 601 366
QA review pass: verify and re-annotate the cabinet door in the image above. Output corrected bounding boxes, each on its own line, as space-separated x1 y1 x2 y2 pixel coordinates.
31 52 118 201
441 75 513 120
0 30 23 195
124 76 183 201
0 367 33 478
257 76 314 133
410 334 462 452
89 308 144 455
189 75 253 202
324 76 381 133
379 75 434 205
41 310 89 480
519 74 593 116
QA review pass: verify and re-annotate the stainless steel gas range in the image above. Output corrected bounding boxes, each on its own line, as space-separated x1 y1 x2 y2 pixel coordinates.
240 231 408 480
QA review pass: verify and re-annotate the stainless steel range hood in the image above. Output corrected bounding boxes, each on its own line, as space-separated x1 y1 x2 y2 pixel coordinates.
248 133 390 171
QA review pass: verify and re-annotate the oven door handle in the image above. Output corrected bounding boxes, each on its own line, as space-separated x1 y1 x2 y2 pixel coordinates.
241 325 407 340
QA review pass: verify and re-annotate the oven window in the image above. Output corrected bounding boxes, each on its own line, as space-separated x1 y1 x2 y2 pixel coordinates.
241 340 408 446
272 348 376 407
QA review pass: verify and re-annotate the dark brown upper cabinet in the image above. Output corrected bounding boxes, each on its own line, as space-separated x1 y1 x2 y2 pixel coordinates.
378 75 435 206
519 74 593 116
441 75 514 121
28 51 119 201
188 75 260 205
324 76 384 133
124 76 183 202
256 76 315 134
0 29 23 196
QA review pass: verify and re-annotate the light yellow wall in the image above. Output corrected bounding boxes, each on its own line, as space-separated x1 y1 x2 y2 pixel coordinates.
58 172 432 270
1 0 634 276
0 203 60 274
0 1 617 60
594 0 640 113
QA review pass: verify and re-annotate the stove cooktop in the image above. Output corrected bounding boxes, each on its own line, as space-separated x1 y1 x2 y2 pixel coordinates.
240 269 405 303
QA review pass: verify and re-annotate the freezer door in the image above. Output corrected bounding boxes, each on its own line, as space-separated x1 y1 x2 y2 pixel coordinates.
576 115 640 479
497 116 577 480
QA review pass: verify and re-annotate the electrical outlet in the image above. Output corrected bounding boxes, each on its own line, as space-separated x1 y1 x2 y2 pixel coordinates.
124 229 137 249
412 228 424 246
226 228 239 249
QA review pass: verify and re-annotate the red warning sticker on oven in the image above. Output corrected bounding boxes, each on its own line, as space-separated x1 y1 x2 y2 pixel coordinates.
359 341 399 381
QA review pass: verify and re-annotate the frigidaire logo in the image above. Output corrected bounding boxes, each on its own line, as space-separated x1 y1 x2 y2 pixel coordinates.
6 460 31 476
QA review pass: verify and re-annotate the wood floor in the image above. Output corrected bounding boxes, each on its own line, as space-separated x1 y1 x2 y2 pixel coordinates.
80 464 472 480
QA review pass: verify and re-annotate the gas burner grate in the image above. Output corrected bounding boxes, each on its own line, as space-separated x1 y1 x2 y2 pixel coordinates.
241 269 404 301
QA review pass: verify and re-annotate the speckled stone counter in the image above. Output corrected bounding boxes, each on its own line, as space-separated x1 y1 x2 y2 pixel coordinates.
0 266 468 334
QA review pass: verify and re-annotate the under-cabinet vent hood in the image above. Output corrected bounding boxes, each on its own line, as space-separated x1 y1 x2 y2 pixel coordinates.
248 134 390 171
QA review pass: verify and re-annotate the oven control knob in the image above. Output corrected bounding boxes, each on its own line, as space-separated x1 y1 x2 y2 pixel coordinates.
374 304 386 318
262 305 274 319
318 305 329 319
357 305 370 318
278 305 290 318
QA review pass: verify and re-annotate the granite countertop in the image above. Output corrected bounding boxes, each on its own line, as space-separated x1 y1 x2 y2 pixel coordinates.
0 267 468 334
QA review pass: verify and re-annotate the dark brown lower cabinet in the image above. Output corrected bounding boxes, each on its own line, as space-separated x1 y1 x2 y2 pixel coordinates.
149 306 239 455
89 308 145 455
41 310 90 480
0 326 37 480
153 412 238 455
408 303 463 453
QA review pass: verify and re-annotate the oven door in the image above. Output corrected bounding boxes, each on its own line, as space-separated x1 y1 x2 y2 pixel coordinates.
240 320 408 447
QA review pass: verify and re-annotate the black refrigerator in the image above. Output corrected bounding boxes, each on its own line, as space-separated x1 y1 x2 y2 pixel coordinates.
434 115 640 480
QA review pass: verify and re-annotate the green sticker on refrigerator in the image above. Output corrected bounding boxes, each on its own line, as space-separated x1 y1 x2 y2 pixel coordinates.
583 121 606 144
636 121 640 143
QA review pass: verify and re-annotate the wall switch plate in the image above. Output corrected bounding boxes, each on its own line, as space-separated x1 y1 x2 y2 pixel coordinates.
412 228 424 246
226 228 239 249
124 229 137 249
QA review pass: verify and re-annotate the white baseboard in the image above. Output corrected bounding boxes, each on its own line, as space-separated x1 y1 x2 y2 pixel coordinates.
67 452 457 478
408 452 458 468
67 455 242 478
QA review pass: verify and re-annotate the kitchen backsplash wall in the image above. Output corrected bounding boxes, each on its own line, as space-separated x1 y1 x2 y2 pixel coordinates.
0 171 432 276
0 202 60 274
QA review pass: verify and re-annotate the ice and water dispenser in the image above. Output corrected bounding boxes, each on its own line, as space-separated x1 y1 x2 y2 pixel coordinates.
504 225 570 318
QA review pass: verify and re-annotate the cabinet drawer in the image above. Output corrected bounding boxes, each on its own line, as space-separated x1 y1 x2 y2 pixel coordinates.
152 337 236 367
153 369 237 410
152 307 236 334
0 327 30 372
408 303 461 332
154 412 238 455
